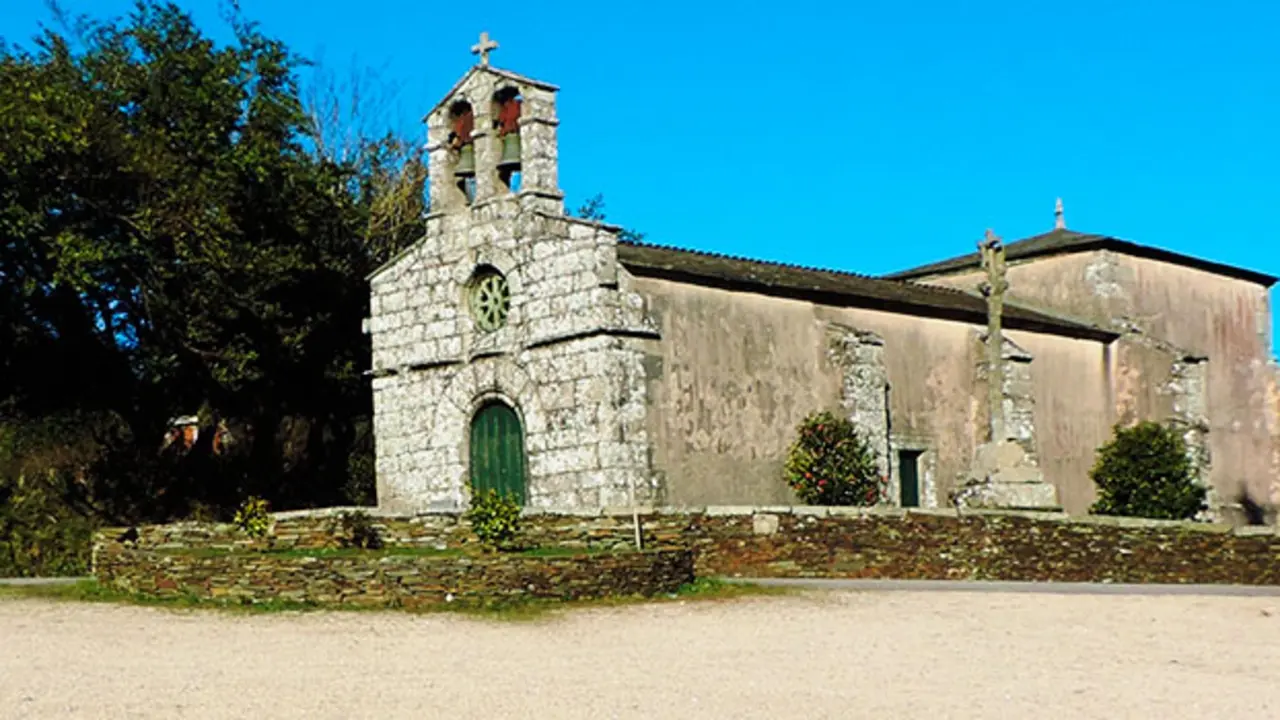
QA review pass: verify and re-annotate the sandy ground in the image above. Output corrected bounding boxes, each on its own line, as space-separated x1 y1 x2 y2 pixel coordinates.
2 590 1279 719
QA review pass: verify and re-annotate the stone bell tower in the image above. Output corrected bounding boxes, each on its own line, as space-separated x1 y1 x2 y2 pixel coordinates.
366 34 660 513
424 31 563 215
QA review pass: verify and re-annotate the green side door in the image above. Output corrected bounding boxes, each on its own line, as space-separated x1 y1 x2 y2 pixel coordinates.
469 402 527 505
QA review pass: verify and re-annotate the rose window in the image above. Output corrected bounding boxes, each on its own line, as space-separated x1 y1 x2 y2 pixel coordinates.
468 269 510 332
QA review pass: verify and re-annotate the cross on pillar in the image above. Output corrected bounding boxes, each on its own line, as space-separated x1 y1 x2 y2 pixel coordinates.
978 229 1009 443
471 31 499 66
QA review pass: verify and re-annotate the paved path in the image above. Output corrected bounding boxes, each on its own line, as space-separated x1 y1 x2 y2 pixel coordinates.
730 577 1280 597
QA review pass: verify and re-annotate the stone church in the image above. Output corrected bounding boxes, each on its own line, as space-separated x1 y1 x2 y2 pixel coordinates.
365 42 1279 518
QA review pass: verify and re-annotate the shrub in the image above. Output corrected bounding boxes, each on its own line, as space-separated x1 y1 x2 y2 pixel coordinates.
783 411 884 506
465 486 523 550
0 471 97 577
1089 421 1207 520
336 510 382 549
0 416 102 577
233 496 272 538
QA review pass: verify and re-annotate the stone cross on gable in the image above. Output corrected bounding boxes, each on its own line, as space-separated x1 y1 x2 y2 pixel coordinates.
978 229 1009 443
471 31 499 66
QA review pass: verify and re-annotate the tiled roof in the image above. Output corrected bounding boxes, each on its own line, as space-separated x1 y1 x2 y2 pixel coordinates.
884 228 1277 286
616 241 1118 342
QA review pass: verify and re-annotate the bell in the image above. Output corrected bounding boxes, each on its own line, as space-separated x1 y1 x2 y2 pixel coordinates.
497 132 521 170
454 143 475 177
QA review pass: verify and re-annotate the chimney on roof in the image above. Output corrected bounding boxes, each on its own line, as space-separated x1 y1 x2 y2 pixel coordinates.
1054 198 1066 230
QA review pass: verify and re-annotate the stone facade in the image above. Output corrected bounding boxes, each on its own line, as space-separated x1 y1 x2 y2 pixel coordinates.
365 57 1274 519
367 65 658 512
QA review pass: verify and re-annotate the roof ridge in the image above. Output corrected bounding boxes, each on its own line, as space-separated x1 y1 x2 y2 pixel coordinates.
617 239 1117 341
621 239 1022 301
621 239 901 284
883 228 1276 286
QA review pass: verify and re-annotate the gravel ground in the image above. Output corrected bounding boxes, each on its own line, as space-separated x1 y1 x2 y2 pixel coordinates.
2 590 1278 719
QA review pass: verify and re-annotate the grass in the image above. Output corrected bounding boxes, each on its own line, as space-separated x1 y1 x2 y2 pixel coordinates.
0 576 792 622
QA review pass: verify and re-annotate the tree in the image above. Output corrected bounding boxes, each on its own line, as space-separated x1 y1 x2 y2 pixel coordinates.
0 1 422 523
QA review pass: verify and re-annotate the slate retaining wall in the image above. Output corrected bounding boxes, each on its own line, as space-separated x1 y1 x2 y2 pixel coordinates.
93 506 1280 588
93 544 695 608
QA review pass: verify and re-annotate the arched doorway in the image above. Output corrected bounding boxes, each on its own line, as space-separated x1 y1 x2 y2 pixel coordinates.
469 401 527 505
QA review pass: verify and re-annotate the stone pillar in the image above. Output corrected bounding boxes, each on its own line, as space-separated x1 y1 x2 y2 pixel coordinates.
518 86 560 199
826 324 890 485
1165 354 1217 519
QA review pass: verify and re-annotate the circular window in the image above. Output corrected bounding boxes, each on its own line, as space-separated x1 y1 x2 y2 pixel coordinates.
468 269 510 332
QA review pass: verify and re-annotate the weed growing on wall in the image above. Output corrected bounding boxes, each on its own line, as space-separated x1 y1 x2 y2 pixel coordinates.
1090 421 1206 520
783 411 883 506
466 487 523 550
233 496 272 539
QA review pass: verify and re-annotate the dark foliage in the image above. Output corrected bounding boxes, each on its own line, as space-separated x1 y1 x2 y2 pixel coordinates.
1089 421 1207 520
335 510 382 549
0 0 424 553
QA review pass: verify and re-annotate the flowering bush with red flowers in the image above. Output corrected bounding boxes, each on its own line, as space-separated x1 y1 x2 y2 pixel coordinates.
783 411 884 506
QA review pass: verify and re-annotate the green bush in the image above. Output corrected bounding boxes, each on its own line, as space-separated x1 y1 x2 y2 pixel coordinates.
465 487 523 550
233 496 272 539
1089 421 1207 520
0 471 97 577
783 411 884 506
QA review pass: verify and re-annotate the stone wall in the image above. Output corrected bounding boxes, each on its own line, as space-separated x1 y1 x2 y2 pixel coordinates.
94 542 694 609
96 506 1280 587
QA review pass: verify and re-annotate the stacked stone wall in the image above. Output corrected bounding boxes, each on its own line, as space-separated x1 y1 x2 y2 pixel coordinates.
96 506 1280 587
93 543 693 609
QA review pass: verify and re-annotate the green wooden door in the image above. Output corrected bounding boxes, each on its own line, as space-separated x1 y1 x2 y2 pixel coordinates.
469 402 526 505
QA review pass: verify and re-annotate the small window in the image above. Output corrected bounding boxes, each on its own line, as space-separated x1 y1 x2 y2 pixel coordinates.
898 450 923 507
468 267 510 332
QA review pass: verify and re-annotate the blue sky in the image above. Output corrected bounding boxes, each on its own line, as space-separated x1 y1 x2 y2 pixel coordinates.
5 0 1278 353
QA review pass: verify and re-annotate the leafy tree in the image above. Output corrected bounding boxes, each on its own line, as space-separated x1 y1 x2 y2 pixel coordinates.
0 1 422 526
1089 421 1207 520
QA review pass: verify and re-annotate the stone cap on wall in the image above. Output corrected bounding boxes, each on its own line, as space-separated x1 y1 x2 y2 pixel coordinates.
258 504 1278 536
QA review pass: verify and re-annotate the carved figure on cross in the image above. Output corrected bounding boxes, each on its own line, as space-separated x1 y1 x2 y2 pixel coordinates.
977 229 1008 298
472 31 499 66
